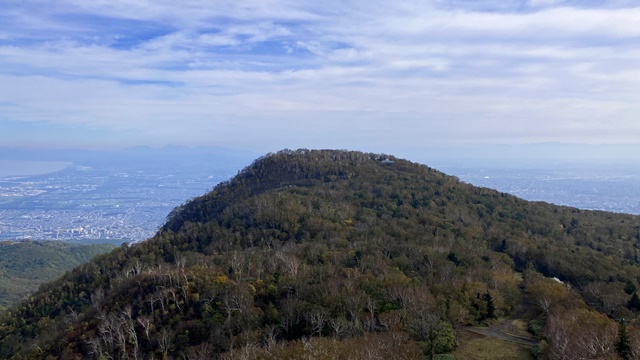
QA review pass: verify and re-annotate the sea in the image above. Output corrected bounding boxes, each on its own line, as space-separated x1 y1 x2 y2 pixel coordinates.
0 160 72 177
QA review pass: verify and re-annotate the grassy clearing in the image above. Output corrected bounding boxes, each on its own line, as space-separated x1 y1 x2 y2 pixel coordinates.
451 330 534 360
511 319 529 333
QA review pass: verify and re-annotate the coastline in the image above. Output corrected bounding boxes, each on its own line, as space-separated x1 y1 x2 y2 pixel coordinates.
0 160 73 177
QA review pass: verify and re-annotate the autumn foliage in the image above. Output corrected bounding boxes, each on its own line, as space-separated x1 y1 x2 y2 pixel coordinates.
2 149 640 359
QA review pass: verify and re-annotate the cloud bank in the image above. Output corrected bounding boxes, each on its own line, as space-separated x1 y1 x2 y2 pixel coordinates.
1 0 639 151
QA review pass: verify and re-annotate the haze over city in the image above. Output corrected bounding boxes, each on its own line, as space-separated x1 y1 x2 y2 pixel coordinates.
1 0 639 156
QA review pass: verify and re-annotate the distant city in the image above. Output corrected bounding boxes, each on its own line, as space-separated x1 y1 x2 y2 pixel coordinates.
0 165 235 242
1 148 639 243
439 164 640 215
0 146 255 243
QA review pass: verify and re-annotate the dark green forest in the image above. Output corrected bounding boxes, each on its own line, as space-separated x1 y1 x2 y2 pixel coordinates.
0 240 115 311
2 149 640 359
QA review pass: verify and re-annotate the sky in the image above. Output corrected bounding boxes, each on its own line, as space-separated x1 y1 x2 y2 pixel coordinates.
1 0 640 155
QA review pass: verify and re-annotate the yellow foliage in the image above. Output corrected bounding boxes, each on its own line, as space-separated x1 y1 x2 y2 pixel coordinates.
213 273 230 285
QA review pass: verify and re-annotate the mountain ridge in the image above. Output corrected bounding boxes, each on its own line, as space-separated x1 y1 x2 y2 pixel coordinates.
2 149 640 359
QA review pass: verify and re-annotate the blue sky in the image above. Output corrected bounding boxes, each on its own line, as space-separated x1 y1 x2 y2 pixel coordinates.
1 0 639 154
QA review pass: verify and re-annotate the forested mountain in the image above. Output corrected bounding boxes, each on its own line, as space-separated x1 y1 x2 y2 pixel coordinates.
0 240 115 311
2 149 640 359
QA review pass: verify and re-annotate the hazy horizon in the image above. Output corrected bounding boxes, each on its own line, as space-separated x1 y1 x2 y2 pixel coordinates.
2 1 640 152
2 143 640 173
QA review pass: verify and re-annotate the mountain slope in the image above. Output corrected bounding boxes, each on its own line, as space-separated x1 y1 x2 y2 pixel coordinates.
0 240 116 310
2 149 640 359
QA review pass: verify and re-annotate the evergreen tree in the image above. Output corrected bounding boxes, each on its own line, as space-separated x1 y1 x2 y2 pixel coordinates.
617 319 633 360
628 292 640 311
625 280 637 295
483 292 496 319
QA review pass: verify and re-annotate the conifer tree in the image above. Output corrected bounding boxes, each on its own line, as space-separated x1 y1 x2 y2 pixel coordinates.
628 292 640 311
617 319 632 360
483 292 496 319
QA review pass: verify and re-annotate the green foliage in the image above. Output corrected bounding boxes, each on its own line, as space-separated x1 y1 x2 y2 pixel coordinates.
628 292 640 311
625 280 637 295
528 319 545 337
617 320 632 360
434 355 456 360
1 149 639 359
531 342 545 360
0 240 115 309
483 292 496 320
433 320 457 354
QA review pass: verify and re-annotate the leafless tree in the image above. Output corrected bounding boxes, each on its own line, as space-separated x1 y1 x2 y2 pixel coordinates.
329 316 348 338
137 316 152 341
157 328 174 358
183 343 213 360
544 309 617 360
308 307 328 336
276 251 301 278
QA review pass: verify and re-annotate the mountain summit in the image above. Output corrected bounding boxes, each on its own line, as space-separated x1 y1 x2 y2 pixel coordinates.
2 149 640 359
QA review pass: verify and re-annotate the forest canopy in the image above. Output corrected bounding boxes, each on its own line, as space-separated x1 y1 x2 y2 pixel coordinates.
2 149 640 359
0 240 115 311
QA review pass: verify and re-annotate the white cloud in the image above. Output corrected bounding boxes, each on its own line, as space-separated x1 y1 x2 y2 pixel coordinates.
527 0 567 8
367 7 640 39
1 0 640 149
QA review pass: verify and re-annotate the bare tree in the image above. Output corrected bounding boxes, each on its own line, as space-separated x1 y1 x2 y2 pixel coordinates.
157 328 174 358
276 251 301 278
183 343 213 360
137 316 152 341
364 296 377 332
329 316 348 338
308 307 328 336
544 308 617 360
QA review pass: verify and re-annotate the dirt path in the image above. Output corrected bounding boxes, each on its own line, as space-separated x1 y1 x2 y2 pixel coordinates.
463 295 538 347
464 326 537 346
